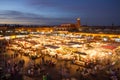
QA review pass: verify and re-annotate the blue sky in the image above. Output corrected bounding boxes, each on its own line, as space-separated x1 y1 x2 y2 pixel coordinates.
0 0 120 26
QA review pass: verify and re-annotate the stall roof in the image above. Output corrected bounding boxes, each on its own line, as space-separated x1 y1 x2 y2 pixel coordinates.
45 45 59 49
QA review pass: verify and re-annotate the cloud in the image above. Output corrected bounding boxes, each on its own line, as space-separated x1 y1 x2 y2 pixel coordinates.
0 10 40 18
27 0 120 17
0 10 75 25
27 0 83 14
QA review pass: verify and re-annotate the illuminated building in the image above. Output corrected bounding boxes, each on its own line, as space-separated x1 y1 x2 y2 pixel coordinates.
54 18 80 31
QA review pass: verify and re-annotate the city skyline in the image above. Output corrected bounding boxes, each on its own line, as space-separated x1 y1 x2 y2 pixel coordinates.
0 0 120 26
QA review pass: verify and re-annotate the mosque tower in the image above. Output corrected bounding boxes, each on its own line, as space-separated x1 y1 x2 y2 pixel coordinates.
76 18 81 28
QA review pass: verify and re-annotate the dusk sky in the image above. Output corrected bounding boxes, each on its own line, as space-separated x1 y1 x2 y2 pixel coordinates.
0 0 120 26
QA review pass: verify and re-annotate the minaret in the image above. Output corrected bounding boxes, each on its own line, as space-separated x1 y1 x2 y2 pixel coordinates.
76 18 81 28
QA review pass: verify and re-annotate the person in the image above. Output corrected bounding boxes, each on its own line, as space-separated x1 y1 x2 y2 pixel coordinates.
76 67 80 72
46 73 52 80
42 56 45 64
55 54 58 59
43 74 47 80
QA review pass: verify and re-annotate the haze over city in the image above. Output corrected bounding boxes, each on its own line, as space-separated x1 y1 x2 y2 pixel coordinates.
0 0 120 26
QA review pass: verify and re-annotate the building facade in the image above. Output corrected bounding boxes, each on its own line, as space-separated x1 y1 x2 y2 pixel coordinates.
54 18 81 31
